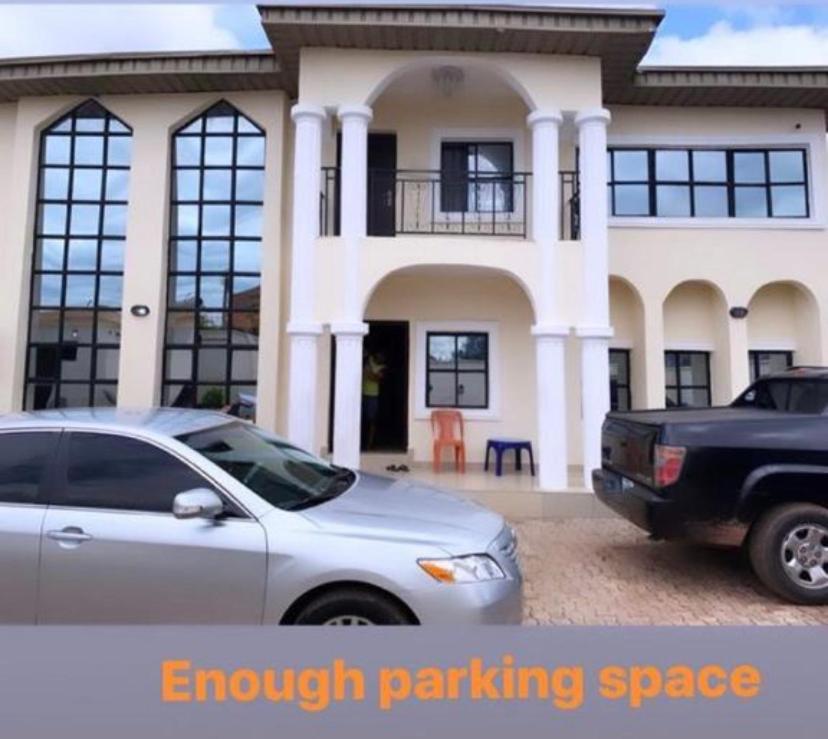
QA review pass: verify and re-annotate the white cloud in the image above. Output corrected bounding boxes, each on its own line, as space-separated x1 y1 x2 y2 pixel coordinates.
643 20 828 67
0 4 243 59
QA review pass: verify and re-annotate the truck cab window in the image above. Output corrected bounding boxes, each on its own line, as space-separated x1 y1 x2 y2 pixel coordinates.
734 380 828 414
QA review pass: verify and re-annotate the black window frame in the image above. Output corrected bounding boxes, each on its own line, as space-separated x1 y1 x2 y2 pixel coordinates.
608 147 810 219
426 331 489 410
25 100 132 410
609 349 632 411
749 350 794 383
664 350 712 408
440 141 515 214
162 101 266 412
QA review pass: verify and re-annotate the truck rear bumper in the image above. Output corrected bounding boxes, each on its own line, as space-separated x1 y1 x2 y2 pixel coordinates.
592 468 681 538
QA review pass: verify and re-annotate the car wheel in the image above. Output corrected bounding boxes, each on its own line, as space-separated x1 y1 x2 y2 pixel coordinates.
292 587 415 625
749 503 828 605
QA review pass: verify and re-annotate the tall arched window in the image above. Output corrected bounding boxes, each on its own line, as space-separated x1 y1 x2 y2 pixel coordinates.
25 100 132 409
163 101 265 413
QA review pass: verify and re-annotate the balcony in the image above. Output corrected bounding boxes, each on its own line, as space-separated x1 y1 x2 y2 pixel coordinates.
320 168 580 240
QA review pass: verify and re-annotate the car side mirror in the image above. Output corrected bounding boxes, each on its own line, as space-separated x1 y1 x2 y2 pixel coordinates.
173 488 225 520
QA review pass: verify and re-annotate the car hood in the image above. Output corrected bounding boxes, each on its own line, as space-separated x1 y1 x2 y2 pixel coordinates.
299 473 504 555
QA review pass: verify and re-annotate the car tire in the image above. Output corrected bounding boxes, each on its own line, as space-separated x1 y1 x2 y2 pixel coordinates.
748 503 828 605
292 587 415 625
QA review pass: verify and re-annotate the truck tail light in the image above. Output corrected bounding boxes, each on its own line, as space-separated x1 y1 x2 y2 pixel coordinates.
654 444 686 488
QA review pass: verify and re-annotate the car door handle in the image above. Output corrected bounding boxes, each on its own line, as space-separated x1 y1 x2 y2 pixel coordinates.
47 527 92 543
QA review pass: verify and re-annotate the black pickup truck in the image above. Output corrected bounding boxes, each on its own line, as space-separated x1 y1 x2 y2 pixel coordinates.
594 367 828 604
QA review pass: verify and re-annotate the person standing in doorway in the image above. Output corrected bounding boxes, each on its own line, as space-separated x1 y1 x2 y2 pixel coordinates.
362 350 386 450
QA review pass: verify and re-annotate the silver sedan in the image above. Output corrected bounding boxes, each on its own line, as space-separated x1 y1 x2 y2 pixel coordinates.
0 409 522 624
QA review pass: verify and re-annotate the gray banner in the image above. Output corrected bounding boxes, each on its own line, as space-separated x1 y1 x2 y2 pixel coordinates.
0 626 822 738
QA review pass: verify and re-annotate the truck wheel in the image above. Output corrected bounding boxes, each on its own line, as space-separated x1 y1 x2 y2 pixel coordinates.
292 587 415 625
749 503 828 605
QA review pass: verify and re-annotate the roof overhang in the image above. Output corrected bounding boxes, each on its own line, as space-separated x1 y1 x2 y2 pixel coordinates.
618 67 828 112
0 4 826 127
258 3 664 97
0 50 284 103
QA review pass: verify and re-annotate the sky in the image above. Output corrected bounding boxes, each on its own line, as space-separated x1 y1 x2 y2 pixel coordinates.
2 2 828 66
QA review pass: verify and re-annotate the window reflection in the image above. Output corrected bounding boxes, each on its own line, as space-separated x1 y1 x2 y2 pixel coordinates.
25 100 131 410
163 101 265 415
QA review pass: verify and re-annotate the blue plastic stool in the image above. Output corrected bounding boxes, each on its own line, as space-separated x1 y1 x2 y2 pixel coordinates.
484 438 535 477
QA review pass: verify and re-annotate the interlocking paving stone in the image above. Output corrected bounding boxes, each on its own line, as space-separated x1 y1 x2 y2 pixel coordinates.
513 518 828 625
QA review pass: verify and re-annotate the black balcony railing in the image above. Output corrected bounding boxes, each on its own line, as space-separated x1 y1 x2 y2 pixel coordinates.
320 167 580 240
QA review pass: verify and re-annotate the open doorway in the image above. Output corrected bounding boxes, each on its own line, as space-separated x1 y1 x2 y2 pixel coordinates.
328 321 409 454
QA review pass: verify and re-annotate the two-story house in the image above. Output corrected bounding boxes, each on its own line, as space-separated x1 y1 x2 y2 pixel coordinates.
1 3 827 492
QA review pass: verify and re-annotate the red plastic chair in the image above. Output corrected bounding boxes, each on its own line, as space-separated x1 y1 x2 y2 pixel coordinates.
431 410 466 473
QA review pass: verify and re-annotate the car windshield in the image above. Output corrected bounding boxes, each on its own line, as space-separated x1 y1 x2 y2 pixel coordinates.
732 379 828 414
177 422 355 511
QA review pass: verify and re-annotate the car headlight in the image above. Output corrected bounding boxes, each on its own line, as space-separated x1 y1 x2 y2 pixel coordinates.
418 554 505 583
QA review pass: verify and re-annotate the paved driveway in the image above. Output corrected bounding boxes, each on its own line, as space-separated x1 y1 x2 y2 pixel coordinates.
514 518 828 625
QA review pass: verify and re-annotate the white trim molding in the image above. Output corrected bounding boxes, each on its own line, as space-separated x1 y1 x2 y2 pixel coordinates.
748 340 797 352
428 127 527 225
413 320 501 421
665 341 715 352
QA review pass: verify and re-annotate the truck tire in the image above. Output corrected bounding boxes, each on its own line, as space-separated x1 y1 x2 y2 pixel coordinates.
749 503 828 605
292 587 415 625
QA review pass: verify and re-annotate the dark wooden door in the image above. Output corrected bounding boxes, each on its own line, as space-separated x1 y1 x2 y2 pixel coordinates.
367 133 397 237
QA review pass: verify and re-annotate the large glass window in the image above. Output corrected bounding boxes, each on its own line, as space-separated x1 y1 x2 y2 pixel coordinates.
163 102 265 412
440 142 514 213
26 101 132 409
426 332 489 409
609 349 631 411
665 351 711 407
749 350 793 383
609 147 808 219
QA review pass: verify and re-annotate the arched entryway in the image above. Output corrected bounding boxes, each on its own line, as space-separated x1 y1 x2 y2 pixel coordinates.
662 280 729 407
747 281 822 379
334 264 537 468
609 277 645 411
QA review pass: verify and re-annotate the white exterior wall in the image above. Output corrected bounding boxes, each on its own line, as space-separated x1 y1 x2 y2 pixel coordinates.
0 91 289 432
0 47 827 490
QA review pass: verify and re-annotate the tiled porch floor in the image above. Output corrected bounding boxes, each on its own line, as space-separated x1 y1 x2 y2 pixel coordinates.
359 455 615 520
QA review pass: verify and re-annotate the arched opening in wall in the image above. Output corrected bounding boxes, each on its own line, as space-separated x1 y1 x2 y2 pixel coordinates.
321 60 556 240
747 281 821 380
662 281 729 407
330 265 537 473
609 277 645 411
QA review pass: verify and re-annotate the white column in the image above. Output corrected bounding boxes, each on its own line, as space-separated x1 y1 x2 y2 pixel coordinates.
331 322 369 468
532 326 570 490
575 108 613 489
117 118 170 408
331 104 373 469
527 110 568 490
725 312 750 403
642 300 666 409
287 103 326 453
527 110 563 320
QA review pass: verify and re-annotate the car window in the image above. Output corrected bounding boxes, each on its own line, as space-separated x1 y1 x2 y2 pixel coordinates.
0 432 59 504
56 432 213 513
177 422 355 511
